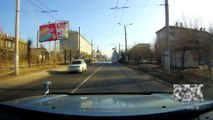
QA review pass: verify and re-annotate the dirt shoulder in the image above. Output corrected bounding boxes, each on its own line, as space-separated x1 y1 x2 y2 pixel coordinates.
127 63 213 100
0 64 68 80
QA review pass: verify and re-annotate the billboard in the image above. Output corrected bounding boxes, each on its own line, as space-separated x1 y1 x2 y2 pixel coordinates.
39 21 69 42
39 23 57 42
56 21 69 40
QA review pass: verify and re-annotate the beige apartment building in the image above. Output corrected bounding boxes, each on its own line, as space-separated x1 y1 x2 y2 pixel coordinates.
155 23 213 68
60 31 92 59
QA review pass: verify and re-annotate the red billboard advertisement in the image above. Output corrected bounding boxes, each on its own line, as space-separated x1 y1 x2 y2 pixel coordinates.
39 21 69 42
39 23 57 42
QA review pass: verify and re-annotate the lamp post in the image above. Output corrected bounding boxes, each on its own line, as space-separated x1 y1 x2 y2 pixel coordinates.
118 23 132 63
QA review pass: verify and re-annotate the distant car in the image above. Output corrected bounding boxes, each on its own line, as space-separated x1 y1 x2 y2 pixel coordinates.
68 59 87 73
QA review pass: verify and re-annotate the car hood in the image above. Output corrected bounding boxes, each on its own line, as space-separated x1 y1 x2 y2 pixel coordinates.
1 93 213 116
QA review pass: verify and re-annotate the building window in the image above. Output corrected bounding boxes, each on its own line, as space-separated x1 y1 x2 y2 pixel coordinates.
19 44 22 50
11 43 14 48
8 41 11 48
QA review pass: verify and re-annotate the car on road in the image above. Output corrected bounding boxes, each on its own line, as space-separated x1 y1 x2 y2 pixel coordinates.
68 59 87 73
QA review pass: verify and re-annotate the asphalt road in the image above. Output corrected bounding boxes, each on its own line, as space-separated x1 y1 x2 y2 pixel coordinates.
0 62 172 102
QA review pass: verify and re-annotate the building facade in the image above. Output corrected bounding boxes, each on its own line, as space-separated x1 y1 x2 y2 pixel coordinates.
60 31 92 59
128 43 151 63
31 47 49 64
155 24 212 68
0 33 27 63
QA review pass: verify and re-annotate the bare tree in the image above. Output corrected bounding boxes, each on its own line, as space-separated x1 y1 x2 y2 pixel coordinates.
0 24 3 33
0 24 3 43
178 15 203 29
154 37 163 64
128 44 151 63
68 50 72 63
171 26 199 69
63 49 72 64
208 23 213 34
63 49 67 64
27 39 32 67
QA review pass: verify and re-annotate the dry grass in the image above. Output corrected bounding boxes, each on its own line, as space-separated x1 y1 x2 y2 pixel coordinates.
0 63 64 79
129 63 212 85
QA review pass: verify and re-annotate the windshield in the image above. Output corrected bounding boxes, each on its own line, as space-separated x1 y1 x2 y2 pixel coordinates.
0 0 212 104
71 61 82 64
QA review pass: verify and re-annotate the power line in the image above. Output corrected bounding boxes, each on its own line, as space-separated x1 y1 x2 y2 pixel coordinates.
130 0 151 23
112 0 119 45
129 1 163 34
112 0 130 46
33 0 65 20
24 0 59 20
118 0 129 23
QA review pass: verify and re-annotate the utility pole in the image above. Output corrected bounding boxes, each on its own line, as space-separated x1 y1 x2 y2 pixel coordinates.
49 41 51 51
15 0 20 75
91 39 93 58
124 26 127 52
124 25 128 63
208 34 213 78
119 43 120 53
78 26 81 58
118 23 132 63
54 40 56 68
164 0 170 73
54 21 58 68
37 30 39 48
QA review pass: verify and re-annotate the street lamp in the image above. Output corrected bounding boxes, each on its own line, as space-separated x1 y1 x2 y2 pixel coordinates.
118 23 132 63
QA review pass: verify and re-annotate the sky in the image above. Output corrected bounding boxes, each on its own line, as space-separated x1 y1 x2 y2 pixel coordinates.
0 0 213 58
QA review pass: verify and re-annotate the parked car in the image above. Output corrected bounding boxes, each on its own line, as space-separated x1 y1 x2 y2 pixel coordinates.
68 59 87 73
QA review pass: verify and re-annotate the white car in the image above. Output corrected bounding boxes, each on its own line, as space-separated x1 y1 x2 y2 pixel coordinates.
68 59 87 73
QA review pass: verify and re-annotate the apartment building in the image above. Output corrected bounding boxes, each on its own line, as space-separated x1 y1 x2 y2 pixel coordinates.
60 31 92 59
155 23 212 68
0 33 27 63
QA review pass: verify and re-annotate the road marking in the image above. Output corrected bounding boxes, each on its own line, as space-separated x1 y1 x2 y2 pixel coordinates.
71 65 103 93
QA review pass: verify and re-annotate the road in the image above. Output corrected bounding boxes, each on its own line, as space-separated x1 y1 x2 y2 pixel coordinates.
0 62 172 102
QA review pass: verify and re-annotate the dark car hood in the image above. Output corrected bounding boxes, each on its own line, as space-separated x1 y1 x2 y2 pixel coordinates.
1 93 213 116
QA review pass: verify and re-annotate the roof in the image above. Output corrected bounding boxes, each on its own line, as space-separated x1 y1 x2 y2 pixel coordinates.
132 43 150 48
0 33 27 44
156 26 211 35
